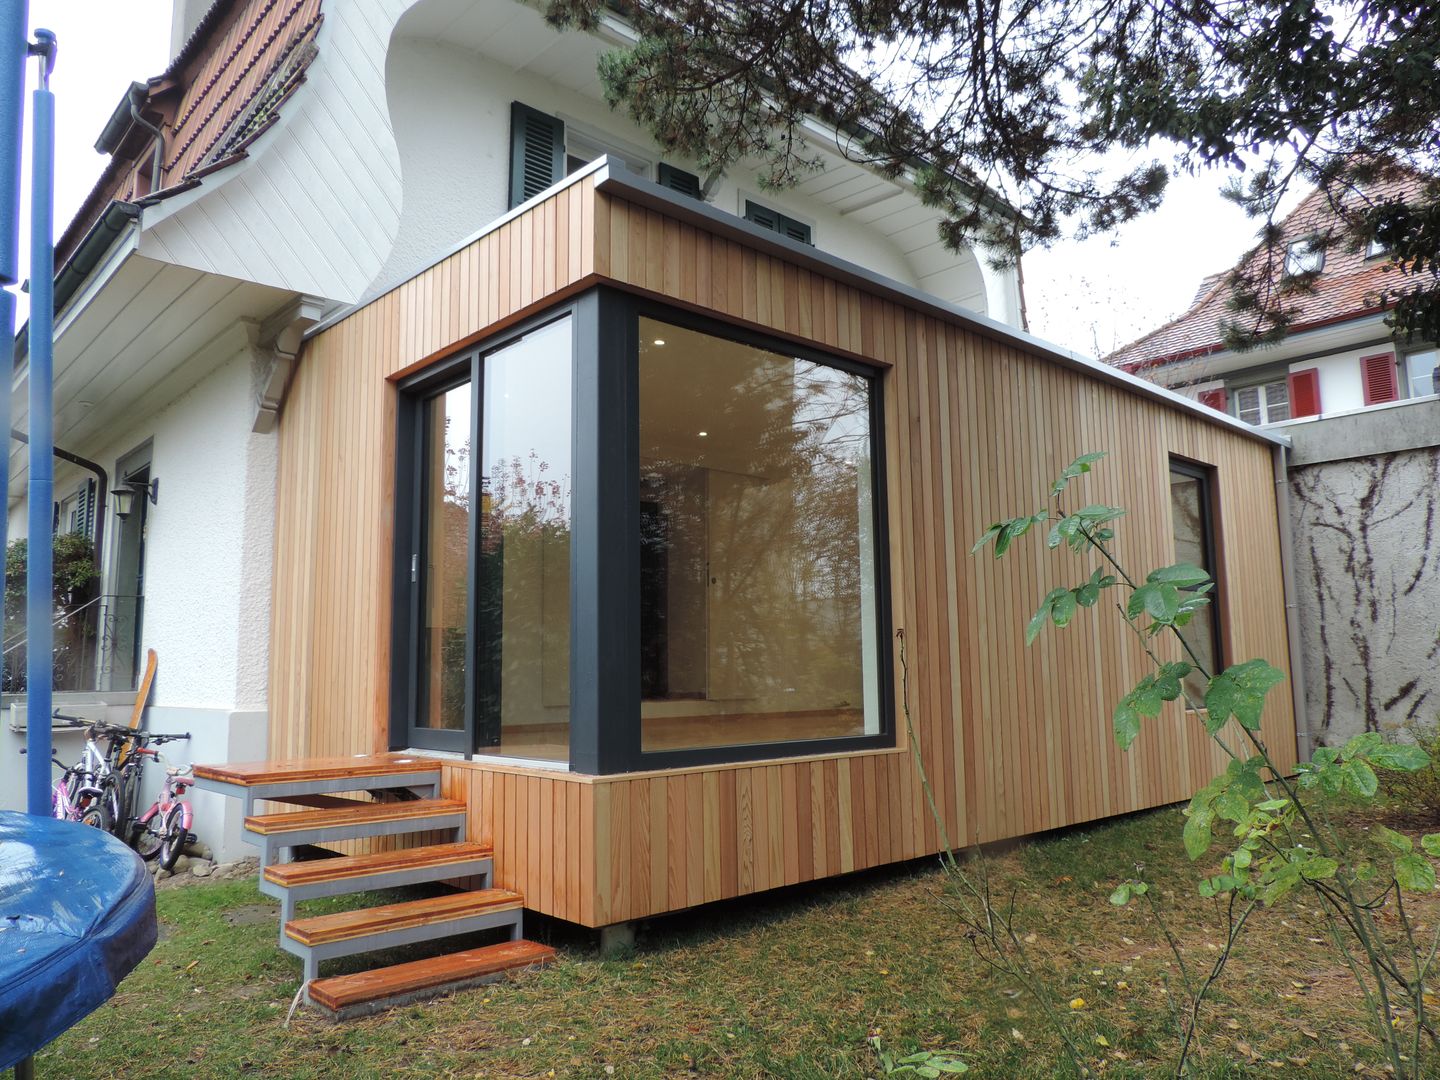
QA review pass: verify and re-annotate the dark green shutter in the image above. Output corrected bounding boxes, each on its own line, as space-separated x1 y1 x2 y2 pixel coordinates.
509 102 565 209
657 163 703 200
743 200 812 245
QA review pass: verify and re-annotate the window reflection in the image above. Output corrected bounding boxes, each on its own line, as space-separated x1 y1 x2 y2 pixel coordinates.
1169 465 1220 704
638 318 882 752
417 384 471 733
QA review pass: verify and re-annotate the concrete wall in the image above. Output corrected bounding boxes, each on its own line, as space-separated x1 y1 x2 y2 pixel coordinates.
1286 399 1440 746
2 341 275 860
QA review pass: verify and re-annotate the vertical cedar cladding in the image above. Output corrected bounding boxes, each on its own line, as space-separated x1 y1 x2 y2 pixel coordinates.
510 102 565 209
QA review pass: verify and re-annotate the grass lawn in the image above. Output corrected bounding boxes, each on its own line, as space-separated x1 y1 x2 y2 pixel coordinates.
37 803 1437 1079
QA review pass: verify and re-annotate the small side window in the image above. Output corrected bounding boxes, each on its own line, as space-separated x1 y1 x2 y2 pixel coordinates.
1284 238 1325 276
1169 459 1223 705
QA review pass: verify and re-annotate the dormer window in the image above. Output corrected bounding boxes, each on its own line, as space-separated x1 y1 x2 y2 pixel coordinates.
1284 238 1324 276
1366 236 1389 259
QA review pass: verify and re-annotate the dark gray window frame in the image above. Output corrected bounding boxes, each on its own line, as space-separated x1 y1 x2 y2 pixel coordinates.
390 286 896 773
391 304 582 758
1168 456 1226 688
613 292 897 772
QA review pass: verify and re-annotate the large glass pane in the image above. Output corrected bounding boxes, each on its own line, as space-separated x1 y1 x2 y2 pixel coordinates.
1170 467 1218 704
638 317 882 753
417 384 472 733
1407 349 1439 398
478 317 573 761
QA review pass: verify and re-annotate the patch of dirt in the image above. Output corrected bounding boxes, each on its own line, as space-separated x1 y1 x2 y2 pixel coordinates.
223 903 280 927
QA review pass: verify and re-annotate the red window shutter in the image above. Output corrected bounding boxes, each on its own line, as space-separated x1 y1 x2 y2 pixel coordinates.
1196 387 1228 413
1288 368 1321 417
1360 353 1398 405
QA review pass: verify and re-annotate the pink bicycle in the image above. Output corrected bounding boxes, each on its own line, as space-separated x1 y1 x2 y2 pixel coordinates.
130 754 196 871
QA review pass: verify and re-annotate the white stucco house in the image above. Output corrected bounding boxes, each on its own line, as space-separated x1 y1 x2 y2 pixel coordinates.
0 0 1024 858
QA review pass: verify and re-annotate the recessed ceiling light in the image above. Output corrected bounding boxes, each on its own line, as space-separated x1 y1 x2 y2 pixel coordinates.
653 338 666 346
697 430 708 437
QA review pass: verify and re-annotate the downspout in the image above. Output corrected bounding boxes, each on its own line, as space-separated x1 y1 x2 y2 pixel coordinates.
128 85 165 194
10 427 107 573
1272 442 1312 762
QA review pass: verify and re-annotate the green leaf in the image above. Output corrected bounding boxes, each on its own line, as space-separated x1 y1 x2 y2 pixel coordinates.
1300 855 1338 880
1113 701 1141 751
1395 854 1437 893
1026 588 1068 646
1143 582 1181 622
1421 835 1440 858
1184 810 1214 860
1049 451 1108 497
1205 660 1286 732
1342 759 1379 798
1146 563 1212 588
1374 824 1413 854
1341 731 1384 761
970 522 1004 556
1051 589 1079 629
1367 743 1432 772
1110 883 1132 906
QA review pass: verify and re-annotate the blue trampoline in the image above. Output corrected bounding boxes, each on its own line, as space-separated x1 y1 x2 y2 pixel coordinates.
0 810 157 1073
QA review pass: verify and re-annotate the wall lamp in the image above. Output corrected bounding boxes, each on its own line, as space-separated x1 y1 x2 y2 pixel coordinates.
112 477 158 520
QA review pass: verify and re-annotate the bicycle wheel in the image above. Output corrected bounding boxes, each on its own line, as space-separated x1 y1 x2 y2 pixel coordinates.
130 813 165 861
158 806 188 871
79 804 107 830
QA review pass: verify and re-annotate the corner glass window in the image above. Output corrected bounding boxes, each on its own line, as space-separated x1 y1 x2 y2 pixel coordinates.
1169 460 1222 705
636 317 883 753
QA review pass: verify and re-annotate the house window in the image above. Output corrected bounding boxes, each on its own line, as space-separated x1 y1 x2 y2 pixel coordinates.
1366 236 1389 259
1405 348 1439 399
1169 460 1222 705
404 316 574 760
1232 379 1289 425
1284 238 1324 276
636 316 885 754
744 200 813 245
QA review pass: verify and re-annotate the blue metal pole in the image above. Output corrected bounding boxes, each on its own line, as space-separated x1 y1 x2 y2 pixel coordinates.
0 3 27 806
24 28 54 816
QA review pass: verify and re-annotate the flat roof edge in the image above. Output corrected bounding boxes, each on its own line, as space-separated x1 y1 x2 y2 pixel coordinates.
309 157 1289 450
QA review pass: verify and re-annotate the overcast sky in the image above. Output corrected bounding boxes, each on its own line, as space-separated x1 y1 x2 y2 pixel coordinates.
20 0 1265 358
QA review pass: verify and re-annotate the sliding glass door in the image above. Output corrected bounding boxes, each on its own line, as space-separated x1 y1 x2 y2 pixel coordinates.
403 315 574 761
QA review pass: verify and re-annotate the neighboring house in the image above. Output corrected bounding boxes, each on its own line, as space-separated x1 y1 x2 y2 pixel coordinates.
5 0 1305 999
1109 178 1440 748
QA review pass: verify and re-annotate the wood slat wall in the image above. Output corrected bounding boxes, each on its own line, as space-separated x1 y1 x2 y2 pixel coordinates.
270 177 1297 928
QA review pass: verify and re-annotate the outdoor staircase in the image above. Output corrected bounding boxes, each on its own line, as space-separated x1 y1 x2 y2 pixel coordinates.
193 754 554 1018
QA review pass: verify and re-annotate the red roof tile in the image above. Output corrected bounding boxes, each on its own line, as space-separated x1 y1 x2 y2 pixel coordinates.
56 0 322 269
1106 175 1423 371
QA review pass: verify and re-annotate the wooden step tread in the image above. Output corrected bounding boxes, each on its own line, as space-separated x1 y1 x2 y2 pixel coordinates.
307 940 555 1012
285 888 524 946
196 754 438 787
265 842 493 888
245 798 465 835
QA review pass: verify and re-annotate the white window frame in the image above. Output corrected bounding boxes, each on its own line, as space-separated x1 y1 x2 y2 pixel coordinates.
1284 238 1325 276
1404 347 1439 400
560 119 652 180
1232 378 1290 425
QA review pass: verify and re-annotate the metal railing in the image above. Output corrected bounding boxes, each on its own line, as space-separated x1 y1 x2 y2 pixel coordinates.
2 593 144 693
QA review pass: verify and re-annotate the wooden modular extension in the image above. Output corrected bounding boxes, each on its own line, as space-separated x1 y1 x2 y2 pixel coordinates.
268 160 1298 928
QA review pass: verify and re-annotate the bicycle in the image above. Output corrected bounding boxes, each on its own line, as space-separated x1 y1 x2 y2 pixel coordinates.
129 758 196 871
46 754 109 829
